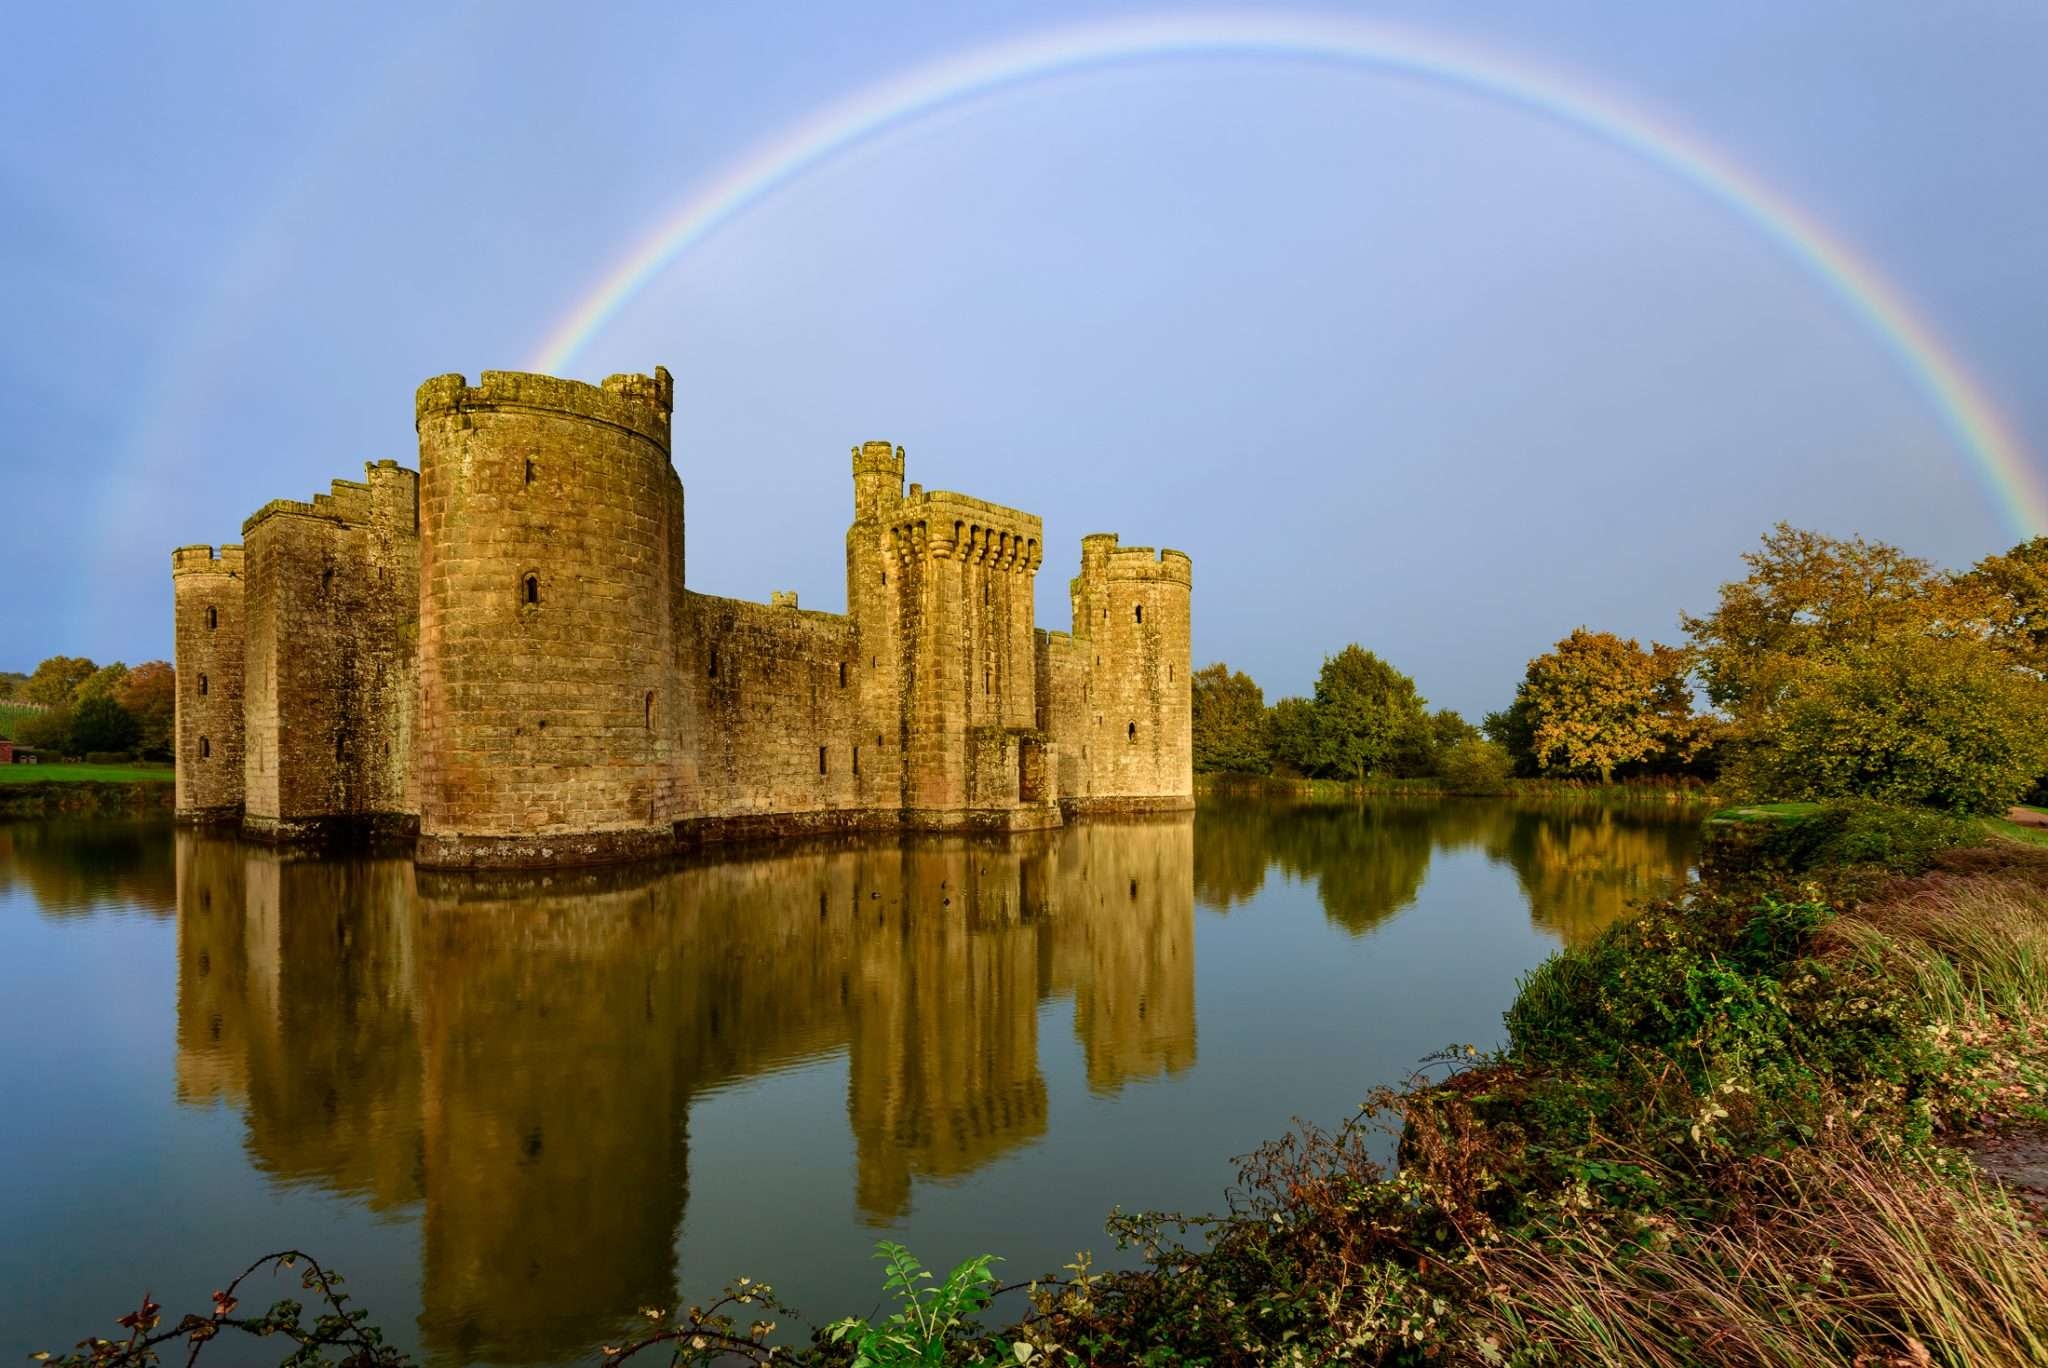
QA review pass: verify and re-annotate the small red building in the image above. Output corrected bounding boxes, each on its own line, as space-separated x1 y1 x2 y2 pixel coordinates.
0 740 13 764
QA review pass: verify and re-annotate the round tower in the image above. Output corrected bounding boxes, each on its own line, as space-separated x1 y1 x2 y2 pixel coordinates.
414 368 681 867
172 544 246 823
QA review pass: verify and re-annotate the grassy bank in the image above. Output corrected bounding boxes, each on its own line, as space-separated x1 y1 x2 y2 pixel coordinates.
1197 770 1721 806
1001 801 2048 1365
0 761 172 784
0 776 174 818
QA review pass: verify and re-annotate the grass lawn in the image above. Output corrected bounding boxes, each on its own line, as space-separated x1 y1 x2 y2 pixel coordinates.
0 762 173 784
1712 801 1823 822
1983 813 2048 847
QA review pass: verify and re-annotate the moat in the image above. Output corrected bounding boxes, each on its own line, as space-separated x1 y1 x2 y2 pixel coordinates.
0 797 1703 1364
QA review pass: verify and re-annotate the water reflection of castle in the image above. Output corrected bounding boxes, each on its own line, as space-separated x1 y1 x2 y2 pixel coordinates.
170 821 1194 1364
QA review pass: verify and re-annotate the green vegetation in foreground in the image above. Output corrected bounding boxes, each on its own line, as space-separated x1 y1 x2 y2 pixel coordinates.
0 762 172 784
43 800 2048 1366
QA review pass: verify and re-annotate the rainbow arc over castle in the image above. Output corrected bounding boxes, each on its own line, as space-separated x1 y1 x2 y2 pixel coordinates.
530 11 2047 538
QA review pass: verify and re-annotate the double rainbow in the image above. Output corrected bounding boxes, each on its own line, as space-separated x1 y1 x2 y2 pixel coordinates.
529 11 2045 538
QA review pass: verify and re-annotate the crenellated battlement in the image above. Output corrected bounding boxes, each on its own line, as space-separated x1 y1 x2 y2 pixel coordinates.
1077 533 1192 586
173 544 245 576
415 367 673 449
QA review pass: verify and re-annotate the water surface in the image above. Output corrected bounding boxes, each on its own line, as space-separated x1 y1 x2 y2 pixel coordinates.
0 798 1700 1362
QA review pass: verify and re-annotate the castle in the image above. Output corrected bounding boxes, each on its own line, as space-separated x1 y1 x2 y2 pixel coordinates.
173 366 1192 867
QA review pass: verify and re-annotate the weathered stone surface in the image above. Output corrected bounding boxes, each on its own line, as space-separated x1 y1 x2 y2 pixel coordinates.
171 366 1193 867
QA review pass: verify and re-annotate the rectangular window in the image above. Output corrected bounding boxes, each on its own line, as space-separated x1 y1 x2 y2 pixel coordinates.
818 746 828 775
853 745 861 775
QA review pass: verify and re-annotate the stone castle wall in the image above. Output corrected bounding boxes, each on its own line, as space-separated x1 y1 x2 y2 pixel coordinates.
173 365 1192 866
240 463 418 841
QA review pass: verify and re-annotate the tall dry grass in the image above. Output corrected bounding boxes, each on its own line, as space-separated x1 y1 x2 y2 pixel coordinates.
1471 1148 2048 1367
1828 872 2048 1023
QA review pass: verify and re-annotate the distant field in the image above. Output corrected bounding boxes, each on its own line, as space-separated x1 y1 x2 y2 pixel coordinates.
0 763 173 784
0 703 36 740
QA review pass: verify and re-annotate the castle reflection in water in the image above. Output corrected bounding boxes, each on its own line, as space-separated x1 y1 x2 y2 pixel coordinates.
170 820 1196 1362
0 799 1700 1366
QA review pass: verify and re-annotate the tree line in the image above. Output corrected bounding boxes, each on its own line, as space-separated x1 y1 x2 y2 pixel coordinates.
3 656 175 761
1194 525 2048 814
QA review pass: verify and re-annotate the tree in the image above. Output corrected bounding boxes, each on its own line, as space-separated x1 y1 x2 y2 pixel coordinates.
1191 663 1269 774
71 693 140 755
1960 535 2048 677
1740 633 2048 815
116 661 176 761
23 655 97 707
1680 524 1944 727
1264 697 1319 776
1483 698 1541 778
1515 628 1706 783
74 661 129 703
1306 645 1428 782
15 705 73 754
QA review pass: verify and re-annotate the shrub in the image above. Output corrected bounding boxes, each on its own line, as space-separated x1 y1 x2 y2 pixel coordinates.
1437 737 1513 794
1761 800 1981 875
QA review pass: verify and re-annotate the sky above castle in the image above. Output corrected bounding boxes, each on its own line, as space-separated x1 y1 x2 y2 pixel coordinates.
5 1 2046 719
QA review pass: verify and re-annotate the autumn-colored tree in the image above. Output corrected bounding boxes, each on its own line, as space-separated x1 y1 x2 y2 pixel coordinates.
1191 663 1269 774
1680 524 1944 727
23 655 98 707
1958 535 2048 677
1741 633 2048 814
1515 628 1706 783
116 661 176 760
1306 645 1429 782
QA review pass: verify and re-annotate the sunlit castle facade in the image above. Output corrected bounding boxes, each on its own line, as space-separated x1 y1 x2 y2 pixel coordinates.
172 365 1193 868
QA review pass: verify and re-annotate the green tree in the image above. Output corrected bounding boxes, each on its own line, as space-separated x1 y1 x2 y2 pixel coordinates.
23 655 97 707
74 661 129 703
1515 628 1705 783
1264 697 1319 776
1740 633 2048 815
1483 698 1541 778
71 693 140 755
1306 645 1428 782
116 661 176 761
1191 663 1269 774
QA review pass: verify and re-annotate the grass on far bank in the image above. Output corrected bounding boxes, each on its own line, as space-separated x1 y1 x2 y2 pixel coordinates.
0 762 172 784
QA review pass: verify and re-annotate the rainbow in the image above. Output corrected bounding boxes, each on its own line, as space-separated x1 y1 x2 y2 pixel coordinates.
529 11 2046 538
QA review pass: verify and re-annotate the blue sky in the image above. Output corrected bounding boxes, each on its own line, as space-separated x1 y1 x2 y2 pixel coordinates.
4 1 2045 718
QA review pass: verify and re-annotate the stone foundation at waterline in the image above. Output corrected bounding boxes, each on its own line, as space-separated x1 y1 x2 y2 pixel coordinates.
173 366 1193 867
